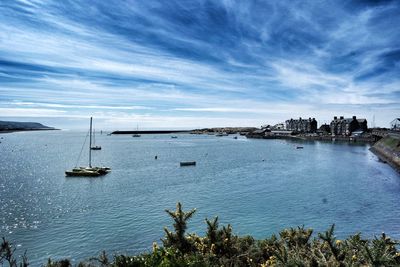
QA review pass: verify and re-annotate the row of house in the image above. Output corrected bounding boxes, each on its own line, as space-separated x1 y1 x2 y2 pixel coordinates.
285 118 318 133
277 116 369 136
262 117 400 136
330 116 368 136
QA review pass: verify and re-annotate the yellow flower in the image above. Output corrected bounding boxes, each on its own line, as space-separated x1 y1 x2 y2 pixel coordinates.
211 243 216 253
335 240 342 246
152 242 158 252
352 255 357 261
396 252 400 257
266 256 277 266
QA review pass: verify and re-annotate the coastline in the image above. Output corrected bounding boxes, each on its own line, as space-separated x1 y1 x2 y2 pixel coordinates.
246 134 375 143
0 128 59 134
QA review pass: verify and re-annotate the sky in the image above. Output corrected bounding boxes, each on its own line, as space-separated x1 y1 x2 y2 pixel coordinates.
0 0 399 130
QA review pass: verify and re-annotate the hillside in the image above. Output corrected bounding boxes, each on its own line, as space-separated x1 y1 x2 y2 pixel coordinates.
0 120 55 132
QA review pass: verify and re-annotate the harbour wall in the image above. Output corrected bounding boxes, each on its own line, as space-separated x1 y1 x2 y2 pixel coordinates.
370 134 400 173
111 130 191 134
246 134 375 143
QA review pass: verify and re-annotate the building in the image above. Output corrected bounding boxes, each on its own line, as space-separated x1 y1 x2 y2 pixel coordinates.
330 116 368 136
285 117 317 133
391 118 400 131
272 123 285 130
318 124 331 134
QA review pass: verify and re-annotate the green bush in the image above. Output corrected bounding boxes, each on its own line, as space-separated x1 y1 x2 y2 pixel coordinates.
3 202 400 266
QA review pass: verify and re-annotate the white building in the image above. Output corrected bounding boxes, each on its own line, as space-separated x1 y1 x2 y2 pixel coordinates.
391 118 400 131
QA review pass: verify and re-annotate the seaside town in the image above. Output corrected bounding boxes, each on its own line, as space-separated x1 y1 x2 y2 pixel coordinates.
192 116 400 142
191 116 400 173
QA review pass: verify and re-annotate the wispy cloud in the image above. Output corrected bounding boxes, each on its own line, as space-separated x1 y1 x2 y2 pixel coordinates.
0 0 399 128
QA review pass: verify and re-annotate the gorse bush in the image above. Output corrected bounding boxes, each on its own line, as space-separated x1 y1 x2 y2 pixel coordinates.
2 202 400 266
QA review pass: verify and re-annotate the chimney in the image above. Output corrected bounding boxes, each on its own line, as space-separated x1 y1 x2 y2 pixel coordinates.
340 116 344 120
334 116 337 120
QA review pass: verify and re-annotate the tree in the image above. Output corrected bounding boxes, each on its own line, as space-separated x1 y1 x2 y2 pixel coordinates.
163 202 196 254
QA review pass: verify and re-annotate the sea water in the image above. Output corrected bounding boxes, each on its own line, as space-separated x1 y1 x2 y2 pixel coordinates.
0 131 399 265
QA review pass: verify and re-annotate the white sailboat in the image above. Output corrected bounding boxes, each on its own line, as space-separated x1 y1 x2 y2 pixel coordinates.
91 128 101 150
65 117 110 177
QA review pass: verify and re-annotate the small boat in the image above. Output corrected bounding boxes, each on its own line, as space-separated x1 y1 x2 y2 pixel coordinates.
233 136 238 139
66 117 110 177
180 161 196 167
296 146 304 149
91 128 101 150
171 136 178 139
132 124 141 137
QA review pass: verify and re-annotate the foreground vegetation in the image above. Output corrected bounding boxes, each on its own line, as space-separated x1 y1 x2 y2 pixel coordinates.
2 203 400 266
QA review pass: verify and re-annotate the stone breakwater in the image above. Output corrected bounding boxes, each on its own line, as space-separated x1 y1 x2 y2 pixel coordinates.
370 134 400 173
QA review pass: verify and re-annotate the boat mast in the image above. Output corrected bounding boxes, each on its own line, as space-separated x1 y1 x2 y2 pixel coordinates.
89 117 92 167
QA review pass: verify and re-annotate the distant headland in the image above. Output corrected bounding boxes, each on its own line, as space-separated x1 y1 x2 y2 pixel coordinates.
0 120 57 133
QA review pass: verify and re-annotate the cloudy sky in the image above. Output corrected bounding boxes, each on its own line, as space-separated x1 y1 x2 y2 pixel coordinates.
0 0 399 129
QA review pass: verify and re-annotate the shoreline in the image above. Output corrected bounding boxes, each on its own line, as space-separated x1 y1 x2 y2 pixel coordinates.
0 128 59 134
369 134 400 173
246 134 375 143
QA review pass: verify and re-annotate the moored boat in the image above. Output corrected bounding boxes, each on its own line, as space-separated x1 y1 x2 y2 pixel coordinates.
65 117 110 177
180 161 196 166
65 169 100 177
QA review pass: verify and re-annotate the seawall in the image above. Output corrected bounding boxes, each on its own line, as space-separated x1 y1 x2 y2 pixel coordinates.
246 134 375 143
111 130 191 134
370 134 400 173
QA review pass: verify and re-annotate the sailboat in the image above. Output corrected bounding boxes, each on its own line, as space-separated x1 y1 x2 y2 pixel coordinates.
132 124 141 137
65 117 110 177
91 128 101 150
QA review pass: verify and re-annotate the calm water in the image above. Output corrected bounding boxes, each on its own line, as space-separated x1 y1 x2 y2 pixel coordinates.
1 131 400 265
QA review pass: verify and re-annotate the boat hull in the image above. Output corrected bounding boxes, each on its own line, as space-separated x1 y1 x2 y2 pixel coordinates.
180 161 196 166
65 170 102 177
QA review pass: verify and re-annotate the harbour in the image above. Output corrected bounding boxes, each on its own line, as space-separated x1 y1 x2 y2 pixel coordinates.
1 131 399 265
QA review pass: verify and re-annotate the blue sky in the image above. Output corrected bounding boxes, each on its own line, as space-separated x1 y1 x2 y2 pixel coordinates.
0 0 399 129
